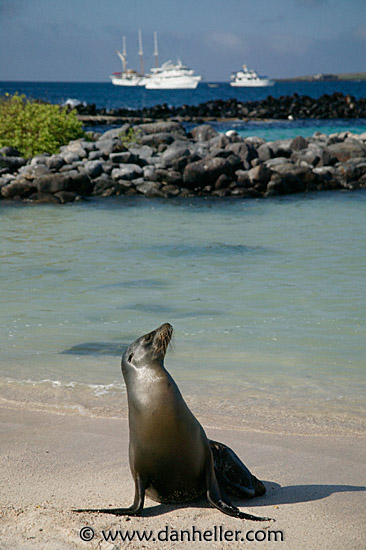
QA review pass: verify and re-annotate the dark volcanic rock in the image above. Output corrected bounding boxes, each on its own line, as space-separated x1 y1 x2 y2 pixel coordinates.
140 132 175 148
0 146 22 157
28 192 61 204
1 180 36 199
266 164 316 196
327 141 366 162
67 173 93 195
190 124 218 142
0 156 27 173
183 157 232 189
34 173 70 194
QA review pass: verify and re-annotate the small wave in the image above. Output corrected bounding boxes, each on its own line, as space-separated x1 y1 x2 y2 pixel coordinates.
2 377 126 396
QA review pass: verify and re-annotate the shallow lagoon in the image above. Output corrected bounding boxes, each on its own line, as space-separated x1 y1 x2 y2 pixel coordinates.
1 191 365 434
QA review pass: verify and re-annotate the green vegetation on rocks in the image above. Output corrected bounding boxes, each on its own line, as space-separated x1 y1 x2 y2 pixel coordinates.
0 93 85 158
119 127 141 146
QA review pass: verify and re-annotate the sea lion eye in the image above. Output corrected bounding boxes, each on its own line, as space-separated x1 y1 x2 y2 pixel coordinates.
128 353 134 363
145 333 153 343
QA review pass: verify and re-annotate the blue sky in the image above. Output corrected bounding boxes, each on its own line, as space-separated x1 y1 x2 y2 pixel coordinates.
0 0 365 81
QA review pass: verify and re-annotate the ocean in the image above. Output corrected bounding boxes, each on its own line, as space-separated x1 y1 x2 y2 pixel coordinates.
0 80 365 436
1 193 365 435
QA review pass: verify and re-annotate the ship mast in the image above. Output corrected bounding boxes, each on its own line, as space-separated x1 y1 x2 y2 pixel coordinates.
153 31 159 68
115 36 127 73
122 36 127 72
138 29 144 76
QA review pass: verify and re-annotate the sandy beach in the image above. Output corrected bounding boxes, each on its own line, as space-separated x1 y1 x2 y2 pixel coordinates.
1 403 365 550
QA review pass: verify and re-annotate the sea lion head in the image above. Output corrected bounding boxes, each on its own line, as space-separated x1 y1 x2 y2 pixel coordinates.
122 323 173 373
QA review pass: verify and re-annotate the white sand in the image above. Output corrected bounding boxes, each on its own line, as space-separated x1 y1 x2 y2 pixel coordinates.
0 404 365 549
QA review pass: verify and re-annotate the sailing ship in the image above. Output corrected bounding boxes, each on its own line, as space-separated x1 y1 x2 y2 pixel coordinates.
110 31 202 89
110 31 147 86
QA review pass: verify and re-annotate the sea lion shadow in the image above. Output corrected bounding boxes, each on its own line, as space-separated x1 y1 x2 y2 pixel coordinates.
136 482 366 517
138 496 225 518
251 481 366 506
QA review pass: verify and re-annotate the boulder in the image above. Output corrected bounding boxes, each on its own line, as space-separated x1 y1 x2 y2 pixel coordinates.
62 151 80 164
268 139 293 158
327 141 366 162
136 121 186 136
92 174 116 195
111 164 143 181
67 173 93 195
110 151 139 164
214 174 231 190
266 164 315 195
88 150 104 161
226 141 256 164
135 181 163 196
0 146 22 157
160 184 180 197
97 139 126 156
18 164 50 180
209 134 230 152
34 173 70 194
165 170 183 186
54 191 78 203
0 156 27 172
1 180 36 198
247 164 271 185
129 145 154 161
142 165 157 181
183 157 231 189
257 143 272 162
98 124 130 141
140 132 175 148
190 124 218 142
84 160 104 179
45 155 65 170
160 143 190 168
27 192 61 204
290 135 308 151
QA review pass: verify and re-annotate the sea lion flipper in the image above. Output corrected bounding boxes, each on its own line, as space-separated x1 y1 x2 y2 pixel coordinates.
73 474 146 516
209 439 266 498
205 447 272 522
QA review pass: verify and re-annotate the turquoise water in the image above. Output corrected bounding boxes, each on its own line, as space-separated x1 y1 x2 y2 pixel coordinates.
217 119 366 141
1 192 365 433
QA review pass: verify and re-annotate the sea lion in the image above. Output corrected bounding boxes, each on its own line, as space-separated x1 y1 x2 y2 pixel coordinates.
76 323 270 521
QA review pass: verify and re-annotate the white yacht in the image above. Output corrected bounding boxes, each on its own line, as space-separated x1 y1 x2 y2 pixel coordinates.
144 32 201 90
110 32 147 86
230 65 274 87
145 60 202 89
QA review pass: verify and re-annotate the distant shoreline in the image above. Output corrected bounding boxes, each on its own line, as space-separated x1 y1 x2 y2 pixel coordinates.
275 72 366 82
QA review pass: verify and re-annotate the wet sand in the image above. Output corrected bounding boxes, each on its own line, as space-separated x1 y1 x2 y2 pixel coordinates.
0 404 365 549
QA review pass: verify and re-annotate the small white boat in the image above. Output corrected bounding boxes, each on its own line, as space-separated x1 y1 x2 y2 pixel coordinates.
230 65 274 87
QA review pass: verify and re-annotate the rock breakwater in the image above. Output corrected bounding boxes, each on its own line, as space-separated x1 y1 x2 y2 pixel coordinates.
1 121 366 204
76 93 366 123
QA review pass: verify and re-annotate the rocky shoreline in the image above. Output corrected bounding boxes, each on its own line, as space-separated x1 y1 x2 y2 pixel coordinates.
1 121 366 204
76 92 366 122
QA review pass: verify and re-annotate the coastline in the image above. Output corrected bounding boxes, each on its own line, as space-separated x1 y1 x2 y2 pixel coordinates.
1 403 365 549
